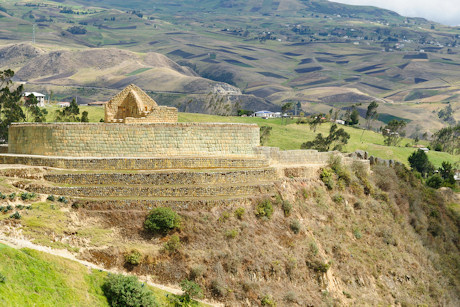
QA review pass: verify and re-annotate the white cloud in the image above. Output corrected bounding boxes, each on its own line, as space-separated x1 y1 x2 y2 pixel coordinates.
330 0 460 26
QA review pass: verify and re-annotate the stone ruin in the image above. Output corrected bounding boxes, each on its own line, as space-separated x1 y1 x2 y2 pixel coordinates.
104 84 177 123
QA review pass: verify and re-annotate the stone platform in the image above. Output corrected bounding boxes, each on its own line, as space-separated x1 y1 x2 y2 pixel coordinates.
8 122 259 157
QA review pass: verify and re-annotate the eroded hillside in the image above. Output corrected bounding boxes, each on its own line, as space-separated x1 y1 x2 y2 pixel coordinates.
0 160 458 306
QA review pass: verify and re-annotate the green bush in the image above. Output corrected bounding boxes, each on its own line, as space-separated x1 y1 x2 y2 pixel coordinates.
320 168 334 190
144 207 181 233
15 204 24 210
8 193 16 200
261 294 276 306
169 279 203 305
102 273 158 307
20 192 36 201
225 229 238 239
47 195 55 202
124 250 142 265
332 194 343 204
234 207 245 220
10 212 21 220
282 201 292 217
163 235 181 254
426 174 443 189
290 220 301 234
307 260 330 273
0 193 5 199
57 196 68 204
0 272 5 283
255 199 274 219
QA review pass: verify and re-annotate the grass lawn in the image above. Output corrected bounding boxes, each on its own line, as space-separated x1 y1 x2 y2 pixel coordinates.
43 106 459 168
0 242 208 306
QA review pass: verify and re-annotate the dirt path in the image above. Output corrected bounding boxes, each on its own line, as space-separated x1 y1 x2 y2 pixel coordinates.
0 234 222 307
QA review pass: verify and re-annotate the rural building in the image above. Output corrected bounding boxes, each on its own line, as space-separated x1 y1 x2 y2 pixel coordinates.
88 101 107 107
253 111 281 118
58 102 71 107
23 92 46 107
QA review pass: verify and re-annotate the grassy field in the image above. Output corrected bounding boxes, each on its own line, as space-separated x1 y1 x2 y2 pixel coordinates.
62 106 458 168
0 243 108 306
0 242 206 306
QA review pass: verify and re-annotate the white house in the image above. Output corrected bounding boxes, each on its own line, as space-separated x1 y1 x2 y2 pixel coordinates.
253 111 281 119
23 92 46 107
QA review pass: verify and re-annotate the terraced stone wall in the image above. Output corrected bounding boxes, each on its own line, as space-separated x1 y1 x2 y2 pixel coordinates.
0 155 269 170
8 122 259 157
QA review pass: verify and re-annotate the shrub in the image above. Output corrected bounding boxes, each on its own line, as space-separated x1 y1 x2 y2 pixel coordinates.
10 212 21 220
353 228 362 239
282 201 292 217
210 279 227 297
0 272 5 283
255 199 273 219
47 195 55 201
102 273 158 307
307 260 330 273
225 229 238 239
144 207 181 234
261 294 276 306
8 193 16 200
124 249 142 265
20 192 36 201
15 204 24 210
58 196 68 204
332 194 343 204
234 207 245 220
290 220 301 234
284 291 297 303
6 205 13 211
426 174 443 189
189 265 205 281
180 280 203 302
163 235 181 254
320 168 334 190
0 193 5 199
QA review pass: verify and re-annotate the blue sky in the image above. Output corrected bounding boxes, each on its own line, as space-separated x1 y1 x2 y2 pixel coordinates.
330 0 460 26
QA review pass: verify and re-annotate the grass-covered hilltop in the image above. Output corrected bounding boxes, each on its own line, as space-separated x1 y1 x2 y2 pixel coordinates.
0 0 459 306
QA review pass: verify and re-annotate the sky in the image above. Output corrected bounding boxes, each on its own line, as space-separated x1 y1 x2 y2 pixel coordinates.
330 0 460 26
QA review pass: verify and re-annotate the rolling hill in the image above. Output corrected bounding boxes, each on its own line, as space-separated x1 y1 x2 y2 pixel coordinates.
0 0 459 132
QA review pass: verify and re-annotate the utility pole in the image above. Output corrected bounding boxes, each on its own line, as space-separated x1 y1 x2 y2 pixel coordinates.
32 24 36 44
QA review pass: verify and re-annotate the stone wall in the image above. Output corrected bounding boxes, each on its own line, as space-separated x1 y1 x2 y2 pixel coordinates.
122 107 178 123
44 168 276 185
255 147 332 165
8 122 259 157
0 155 269 170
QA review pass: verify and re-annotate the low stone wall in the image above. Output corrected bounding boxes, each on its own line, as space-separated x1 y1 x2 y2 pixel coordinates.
0 155 269 170
8 122 259 157
44 168 276 185
255 147 332 165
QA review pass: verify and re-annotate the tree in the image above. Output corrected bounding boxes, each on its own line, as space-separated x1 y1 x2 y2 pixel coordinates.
80 111 89 122
439 161 456 187
365 101 379 130
24 94 48 122
0 69 25 143
344 104 360 126
260 126 272 146
408 150 434 177
308 113 324 132
55 98 80 122
144 207 181 234
430 124 460 155
281 102 294 114
168 280 203 306
301 124 350 152
102 274 158 307
383 119 406 146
